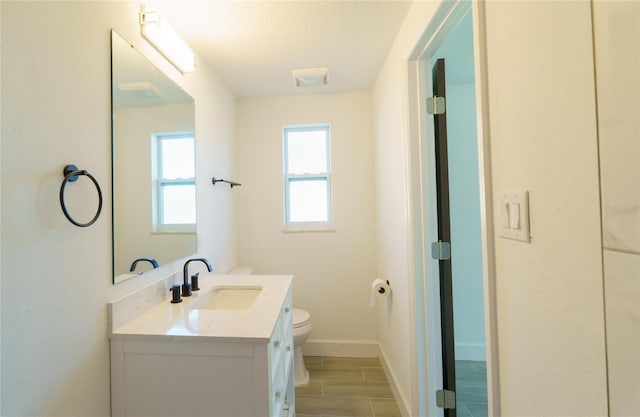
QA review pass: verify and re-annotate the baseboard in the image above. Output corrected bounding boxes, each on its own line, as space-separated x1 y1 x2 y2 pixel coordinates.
455 343 486 361
302 339 380 358
379 345 411 417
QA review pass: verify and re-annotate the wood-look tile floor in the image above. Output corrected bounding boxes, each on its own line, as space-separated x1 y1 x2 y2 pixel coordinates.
295 356 401 417
455 360 488 417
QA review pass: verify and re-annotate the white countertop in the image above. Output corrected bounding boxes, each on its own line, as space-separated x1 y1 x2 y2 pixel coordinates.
110 274 292 343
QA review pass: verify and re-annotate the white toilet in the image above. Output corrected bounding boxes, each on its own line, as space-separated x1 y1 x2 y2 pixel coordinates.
292 308 312 388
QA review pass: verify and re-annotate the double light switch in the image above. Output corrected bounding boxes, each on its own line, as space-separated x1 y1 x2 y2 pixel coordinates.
498 191 530 242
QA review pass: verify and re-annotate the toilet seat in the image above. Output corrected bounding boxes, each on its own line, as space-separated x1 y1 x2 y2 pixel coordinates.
292 308 311 329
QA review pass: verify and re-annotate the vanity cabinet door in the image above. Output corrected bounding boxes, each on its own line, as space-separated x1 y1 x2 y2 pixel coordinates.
282 297 294 379
281 291 295 416
268 289 295 417
111 339 256 417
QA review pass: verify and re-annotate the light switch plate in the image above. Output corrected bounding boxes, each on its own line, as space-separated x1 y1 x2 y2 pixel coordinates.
498 191 530 242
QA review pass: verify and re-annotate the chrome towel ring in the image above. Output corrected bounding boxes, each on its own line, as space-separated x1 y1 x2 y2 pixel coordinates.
59 164 103 227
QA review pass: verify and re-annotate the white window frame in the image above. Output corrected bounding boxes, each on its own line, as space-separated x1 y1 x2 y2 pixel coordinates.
152 132 196 233
283 124 333 231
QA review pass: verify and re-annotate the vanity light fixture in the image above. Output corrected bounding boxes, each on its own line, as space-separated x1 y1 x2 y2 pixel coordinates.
139 5 195 73
292 67 328 87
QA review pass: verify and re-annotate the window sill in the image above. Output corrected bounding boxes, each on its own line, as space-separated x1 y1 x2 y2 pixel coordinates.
151 231 196 235
282 228 336 234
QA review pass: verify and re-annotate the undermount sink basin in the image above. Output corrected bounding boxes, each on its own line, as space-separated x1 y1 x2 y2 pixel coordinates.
191 286 262 310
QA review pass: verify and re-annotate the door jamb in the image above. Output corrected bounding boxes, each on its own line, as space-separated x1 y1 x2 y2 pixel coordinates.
406 1 500 416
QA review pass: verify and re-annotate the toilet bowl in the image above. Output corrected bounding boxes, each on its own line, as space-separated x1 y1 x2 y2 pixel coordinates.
292 308 312 388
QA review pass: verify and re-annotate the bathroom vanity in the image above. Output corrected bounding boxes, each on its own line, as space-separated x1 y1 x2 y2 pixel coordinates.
109 274 294 417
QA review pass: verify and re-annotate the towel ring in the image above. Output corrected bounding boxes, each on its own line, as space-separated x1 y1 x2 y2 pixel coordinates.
59 164 103 227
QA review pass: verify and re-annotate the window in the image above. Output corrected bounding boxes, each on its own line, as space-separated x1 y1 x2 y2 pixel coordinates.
283 125 332 230
153 133 196 232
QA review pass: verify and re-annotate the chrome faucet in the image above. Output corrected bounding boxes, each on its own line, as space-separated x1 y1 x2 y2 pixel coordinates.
182 258 213 296
129 257 159 272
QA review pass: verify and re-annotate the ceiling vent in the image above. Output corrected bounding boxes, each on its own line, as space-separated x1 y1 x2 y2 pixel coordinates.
118 82 162 98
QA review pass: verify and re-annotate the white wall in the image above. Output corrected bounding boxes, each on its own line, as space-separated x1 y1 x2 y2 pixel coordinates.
372 2 441 414
0 2 3 411
0 2 237 415
236 92 378 352
482 1 608 415
0 0 2 413
593 2 640 415
374 0 610 415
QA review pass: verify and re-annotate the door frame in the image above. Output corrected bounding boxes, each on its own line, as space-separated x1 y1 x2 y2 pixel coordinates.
406 1 500 416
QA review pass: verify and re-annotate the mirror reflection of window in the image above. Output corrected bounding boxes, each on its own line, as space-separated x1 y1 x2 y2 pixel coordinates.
153 133 196 231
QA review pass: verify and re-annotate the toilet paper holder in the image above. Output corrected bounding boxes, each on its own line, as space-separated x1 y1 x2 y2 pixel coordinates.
378 280 390 294
369 279 391 309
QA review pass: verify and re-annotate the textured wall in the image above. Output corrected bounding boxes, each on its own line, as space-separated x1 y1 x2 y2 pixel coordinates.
372 2 441 414
483 1 608 415
236 92 378 347
374 1 611 415
0 2 237 415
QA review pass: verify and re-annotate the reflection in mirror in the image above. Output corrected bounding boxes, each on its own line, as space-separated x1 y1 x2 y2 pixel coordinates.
111 30 197 284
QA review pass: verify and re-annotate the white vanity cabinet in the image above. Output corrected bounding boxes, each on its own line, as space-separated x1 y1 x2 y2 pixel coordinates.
268 296 295 417
110 275 294 417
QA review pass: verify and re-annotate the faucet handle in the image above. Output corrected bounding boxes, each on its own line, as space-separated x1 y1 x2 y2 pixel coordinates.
181 282 192 297
191 272 200 291
170 285 182 303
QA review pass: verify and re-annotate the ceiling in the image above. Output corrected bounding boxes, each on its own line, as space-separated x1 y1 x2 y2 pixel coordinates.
151 1 413 97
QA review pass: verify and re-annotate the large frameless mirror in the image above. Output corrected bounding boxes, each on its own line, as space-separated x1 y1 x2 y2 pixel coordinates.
111 30 197 284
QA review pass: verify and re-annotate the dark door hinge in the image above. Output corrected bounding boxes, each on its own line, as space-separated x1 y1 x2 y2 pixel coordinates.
431 241 451 260
436 389 456 409
427 96 446 115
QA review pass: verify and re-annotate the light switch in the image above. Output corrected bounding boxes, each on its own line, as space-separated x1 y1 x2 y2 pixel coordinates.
509 202 520 229
497 191 530 243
